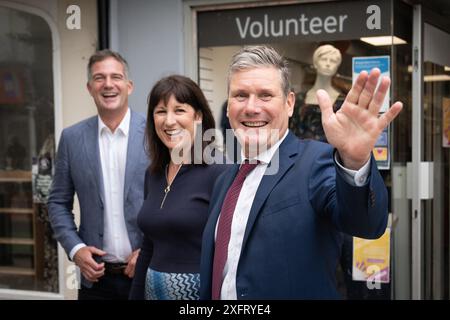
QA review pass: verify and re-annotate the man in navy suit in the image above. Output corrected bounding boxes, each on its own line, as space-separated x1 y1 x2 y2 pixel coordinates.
200 46 403 299
48 50 148 299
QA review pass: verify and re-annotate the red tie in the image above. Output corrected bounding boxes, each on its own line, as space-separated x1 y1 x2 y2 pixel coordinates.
211 161 258 300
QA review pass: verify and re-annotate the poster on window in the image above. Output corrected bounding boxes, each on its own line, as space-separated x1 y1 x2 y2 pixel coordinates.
32 135 55 203
32 154 53 204
372 126 390 170
443 97 450 148
352 56 390 113
352 227 391 283
0 69 25 105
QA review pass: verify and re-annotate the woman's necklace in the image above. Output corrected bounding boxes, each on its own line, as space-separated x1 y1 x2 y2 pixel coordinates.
160 163 183 209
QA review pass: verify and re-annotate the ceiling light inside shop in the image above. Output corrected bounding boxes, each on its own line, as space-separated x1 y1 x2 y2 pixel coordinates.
424 74 450 82
408 65 450 74
360 36 407 46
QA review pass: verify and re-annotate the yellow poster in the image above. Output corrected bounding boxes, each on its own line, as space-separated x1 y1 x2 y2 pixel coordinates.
352 228 390 283
372 147 388 161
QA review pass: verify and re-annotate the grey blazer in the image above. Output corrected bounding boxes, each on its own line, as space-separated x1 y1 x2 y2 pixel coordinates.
48 110 149 287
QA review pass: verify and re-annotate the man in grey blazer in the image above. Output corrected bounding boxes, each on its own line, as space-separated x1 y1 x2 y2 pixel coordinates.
48 50 149 299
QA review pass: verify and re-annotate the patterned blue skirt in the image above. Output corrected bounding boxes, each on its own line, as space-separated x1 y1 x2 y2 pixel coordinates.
144 267 200 300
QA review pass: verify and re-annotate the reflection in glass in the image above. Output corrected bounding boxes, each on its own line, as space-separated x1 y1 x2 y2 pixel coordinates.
423 61 450 299
0 6 58 292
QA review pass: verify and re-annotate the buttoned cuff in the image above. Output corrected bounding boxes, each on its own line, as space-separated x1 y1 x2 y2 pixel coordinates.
334 152 371 187
69 243 87 261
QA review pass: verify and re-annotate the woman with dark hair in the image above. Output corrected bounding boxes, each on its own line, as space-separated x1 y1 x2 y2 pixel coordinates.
129 75 226 300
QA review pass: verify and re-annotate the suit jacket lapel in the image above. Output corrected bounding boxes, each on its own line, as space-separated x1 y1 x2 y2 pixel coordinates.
84 117 105 206
124 111 145 201
241 132 300 250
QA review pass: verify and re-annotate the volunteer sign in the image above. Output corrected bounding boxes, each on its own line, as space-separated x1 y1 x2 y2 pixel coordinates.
198 0 390 46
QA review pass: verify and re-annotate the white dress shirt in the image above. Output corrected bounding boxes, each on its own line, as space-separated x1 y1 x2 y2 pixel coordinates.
69 109 133 262
219 130 371 299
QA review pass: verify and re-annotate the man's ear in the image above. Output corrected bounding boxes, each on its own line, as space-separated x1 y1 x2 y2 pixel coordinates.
286 91 295 117
127 79 134 95
86 82 93 97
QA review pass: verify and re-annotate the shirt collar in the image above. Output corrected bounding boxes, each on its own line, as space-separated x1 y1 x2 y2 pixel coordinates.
98 108 131 137
241 129 289 165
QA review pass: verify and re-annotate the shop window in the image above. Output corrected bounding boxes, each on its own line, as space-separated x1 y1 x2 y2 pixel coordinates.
0 6 58 293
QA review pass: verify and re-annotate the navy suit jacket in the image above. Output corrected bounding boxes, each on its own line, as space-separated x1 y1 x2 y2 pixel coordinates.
200 132 388 299
48 110 149 287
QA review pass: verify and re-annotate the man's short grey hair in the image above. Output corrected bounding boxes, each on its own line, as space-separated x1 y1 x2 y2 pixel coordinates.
227 45 291 98
87 49 130 81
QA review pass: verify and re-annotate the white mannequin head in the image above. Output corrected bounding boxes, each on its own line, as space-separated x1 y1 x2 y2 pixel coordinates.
312 44 342 77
